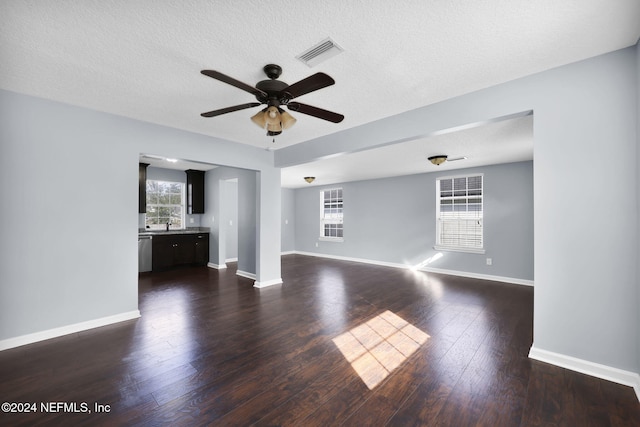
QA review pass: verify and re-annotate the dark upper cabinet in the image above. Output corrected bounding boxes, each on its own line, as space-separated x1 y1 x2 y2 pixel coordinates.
139 163 149 213
186 169 205 214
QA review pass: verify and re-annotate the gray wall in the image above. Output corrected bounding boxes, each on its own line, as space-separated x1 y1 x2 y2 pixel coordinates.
281 188 296 252
637 41 640 374
294 161 533 281
0 89 281 344
146 166 186 182
206 166 257 274
223 180 239 261
278 46 639 374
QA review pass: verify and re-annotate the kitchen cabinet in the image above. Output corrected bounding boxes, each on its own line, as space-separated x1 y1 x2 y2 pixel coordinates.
151 233 209 271
186 169 205 214
139 163 149 213
194 234 209 264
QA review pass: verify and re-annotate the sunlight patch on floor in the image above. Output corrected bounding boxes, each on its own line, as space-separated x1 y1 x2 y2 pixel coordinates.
332 310 430 390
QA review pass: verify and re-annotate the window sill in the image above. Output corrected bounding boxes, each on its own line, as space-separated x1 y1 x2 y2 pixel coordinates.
319 237 344 243
434 245 485 254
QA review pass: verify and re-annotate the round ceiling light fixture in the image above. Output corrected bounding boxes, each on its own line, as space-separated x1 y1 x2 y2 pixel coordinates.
428 155 448 166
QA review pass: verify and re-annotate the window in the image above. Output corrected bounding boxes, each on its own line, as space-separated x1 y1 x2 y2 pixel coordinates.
320 188 343 240
435 175 484 253
145 180 185 230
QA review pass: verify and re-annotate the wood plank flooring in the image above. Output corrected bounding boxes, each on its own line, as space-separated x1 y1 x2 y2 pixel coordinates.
1 254 638 426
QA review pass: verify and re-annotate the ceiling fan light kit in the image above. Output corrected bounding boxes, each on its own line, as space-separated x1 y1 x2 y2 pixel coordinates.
251 106 297 136
200 64 343 137
428 155 448 166
279 109 296 129
304 177 316 183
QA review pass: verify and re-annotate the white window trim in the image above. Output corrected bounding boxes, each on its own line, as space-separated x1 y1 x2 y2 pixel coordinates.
319 236 344 242
434 173 484 254
320 187 344 242
433 245 485 254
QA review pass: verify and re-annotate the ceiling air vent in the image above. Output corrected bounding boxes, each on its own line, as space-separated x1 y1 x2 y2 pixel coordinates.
296 38 344 67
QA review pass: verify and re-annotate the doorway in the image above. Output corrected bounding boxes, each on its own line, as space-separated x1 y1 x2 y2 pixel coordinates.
223 178 239 263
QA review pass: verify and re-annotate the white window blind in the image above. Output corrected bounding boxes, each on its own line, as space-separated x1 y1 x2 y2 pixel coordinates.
320 188 343 239
436 175 483 251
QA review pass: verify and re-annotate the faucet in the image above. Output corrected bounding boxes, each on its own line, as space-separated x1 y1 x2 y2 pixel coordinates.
166 221 170 231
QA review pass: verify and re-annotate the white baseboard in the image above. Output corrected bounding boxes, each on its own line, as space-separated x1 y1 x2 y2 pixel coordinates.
280 251 296 256
211 263 280 288
236 270 256 280
293 251 409 269
254 278 284 288
0 310 141 351
207 262 227 270
237 270 283 288
421 266 534 287
289 251 534 287
225 257 238 263
529 345 640 402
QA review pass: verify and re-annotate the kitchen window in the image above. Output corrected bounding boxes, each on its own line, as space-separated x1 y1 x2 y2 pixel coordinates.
435 174 484 253
145 180 185 230
320 188 343 241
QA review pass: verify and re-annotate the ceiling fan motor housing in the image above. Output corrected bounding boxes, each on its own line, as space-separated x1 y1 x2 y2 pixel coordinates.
255 79 290 105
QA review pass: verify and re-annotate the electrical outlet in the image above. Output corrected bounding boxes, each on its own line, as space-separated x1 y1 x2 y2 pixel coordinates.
189 218 194 224
315 242 319 248
486 258 492 265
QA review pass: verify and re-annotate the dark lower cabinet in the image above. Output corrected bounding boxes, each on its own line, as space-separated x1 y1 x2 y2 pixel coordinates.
152 233 209 271
195 234 208 264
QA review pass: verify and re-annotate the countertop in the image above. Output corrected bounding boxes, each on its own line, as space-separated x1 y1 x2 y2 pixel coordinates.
138 227 210 237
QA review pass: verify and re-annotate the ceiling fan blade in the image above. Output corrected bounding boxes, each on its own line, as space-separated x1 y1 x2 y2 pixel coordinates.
201 70 267 98
287 102 344 123
201 102 261 118
284 73 335 99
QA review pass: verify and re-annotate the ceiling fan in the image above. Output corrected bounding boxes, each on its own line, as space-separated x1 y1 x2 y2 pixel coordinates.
428 155 467 165
200 64 344 136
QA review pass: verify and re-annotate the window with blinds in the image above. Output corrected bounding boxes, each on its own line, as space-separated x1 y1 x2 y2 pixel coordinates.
435 175 484 252
320 188 343 240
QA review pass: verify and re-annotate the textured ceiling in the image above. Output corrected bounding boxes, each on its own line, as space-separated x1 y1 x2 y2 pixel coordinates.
1 1 639 185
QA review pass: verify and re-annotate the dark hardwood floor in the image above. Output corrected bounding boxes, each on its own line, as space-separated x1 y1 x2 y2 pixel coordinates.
1 254 638 426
